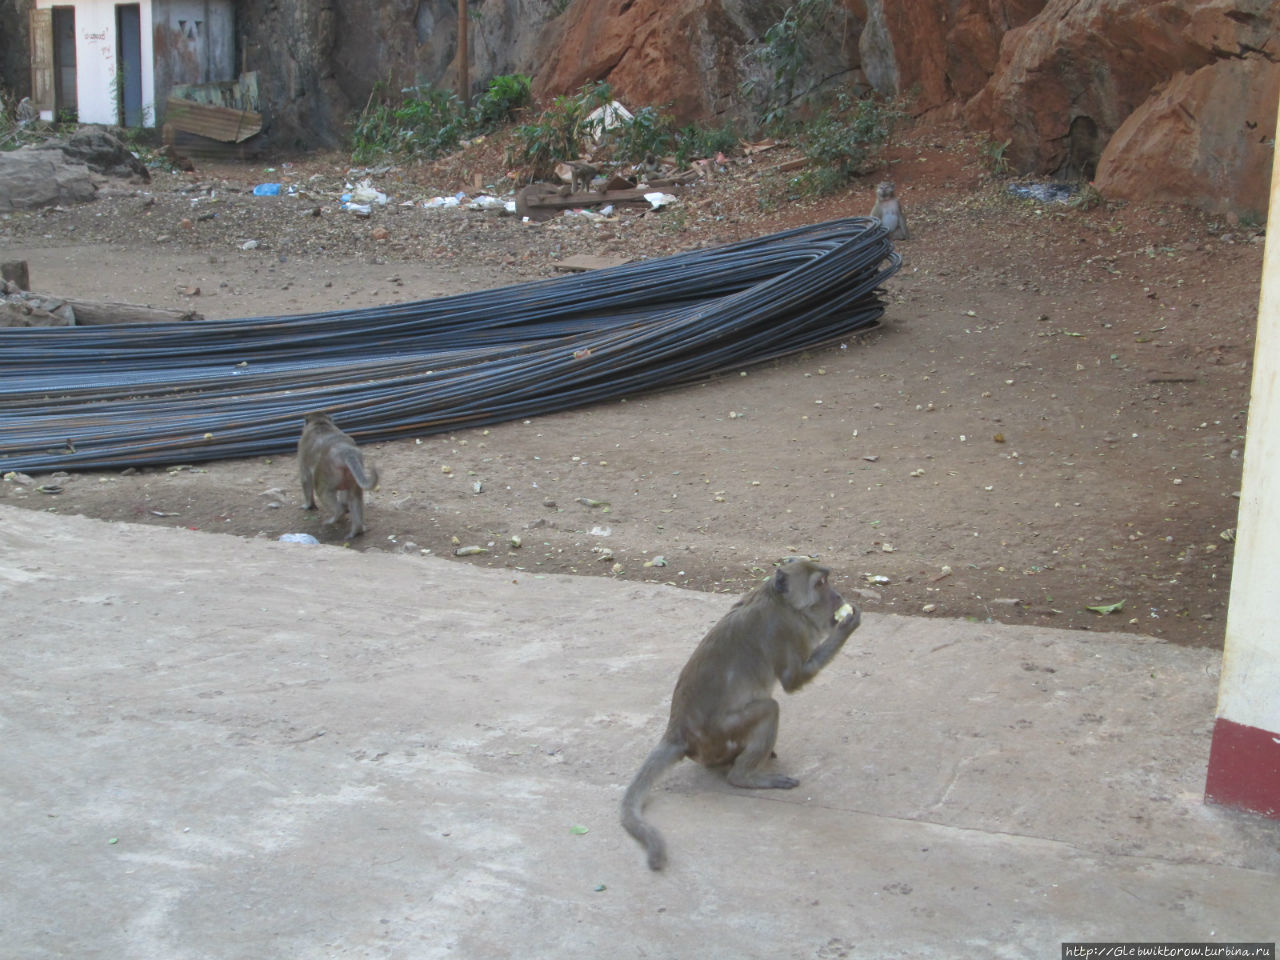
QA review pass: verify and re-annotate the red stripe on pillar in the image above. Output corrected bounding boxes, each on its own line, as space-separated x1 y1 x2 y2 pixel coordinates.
1204 716 1280 818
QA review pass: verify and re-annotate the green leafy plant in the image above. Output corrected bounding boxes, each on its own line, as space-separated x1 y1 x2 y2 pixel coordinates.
351 74 532 163
981 136 1012 176
510 81 614 176
604 106 676 164
474 73 532 128
782 94 897 197
672 122 739 168
745 0 839 128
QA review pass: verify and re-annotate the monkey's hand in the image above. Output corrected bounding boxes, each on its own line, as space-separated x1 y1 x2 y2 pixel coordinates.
834 604 861 641
781 606 860 692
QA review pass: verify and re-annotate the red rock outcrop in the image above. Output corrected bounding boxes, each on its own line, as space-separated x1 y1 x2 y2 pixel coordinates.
963 0 1278 188
1094 55 1279 219
531 0 791 122
857 0 1044 112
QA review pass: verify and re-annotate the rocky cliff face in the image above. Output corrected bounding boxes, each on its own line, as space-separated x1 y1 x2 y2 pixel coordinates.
962 0 1277 216
2 0 1274 214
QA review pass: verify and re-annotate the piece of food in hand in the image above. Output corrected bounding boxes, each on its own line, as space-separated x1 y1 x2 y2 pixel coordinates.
834 602 854 622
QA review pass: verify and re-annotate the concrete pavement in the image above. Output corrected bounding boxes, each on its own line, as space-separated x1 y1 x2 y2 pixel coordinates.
1 504 1276 959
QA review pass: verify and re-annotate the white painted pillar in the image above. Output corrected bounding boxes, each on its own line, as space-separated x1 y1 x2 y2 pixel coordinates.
1205 88 1280 818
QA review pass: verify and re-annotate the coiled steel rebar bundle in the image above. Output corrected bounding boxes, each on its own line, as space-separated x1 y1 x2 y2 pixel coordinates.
0 217 900 472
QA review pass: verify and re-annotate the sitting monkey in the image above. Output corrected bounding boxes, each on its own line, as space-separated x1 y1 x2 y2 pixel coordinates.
869 180 909 240
621 558 861 870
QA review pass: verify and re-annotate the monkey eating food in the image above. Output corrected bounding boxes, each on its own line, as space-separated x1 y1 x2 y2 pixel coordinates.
296 411 379 540
869 180 909 240
621 558 861 870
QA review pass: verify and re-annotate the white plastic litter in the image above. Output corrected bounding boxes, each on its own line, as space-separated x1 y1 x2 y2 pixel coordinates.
587 100 634 141
350 179 388 205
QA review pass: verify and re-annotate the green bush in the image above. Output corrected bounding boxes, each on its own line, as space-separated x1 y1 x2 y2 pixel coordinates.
351 74 533 164
604 106 676 164
785 95 897 197
474 74 532 128
510 81 614 176
673 122 739 168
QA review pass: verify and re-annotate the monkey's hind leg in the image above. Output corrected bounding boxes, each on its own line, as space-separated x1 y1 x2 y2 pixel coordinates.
300 466 316 510
343 489 367 539
722 698 798 790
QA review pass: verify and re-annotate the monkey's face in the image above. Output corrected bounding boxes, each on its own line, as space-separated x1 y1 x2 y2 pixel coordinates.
775 560 847 626
876 181 895 200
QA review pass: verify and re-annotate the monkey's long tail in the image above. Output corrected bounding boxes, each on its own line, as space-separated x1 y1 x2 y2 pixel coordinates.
620 739 686 871
342 450 378 491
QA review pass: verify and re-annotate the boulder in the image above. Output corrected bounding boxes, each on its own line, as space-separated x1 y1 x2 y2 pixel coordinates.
532 0 847 122
36 127 151 182
963 0 1278 182
1094 56 1279 220
0 151 97 213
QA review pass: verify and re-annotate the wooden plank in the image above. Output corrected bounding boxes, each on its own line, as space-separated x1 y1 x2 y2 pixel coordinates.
164 98 263 143
28 8 54 112
553 254 633 273
515 183 679 221
62 297 204 325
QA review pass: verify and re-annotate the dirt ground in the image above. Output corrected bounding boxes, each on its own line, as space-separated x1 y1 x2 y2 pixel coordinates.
0 122 1264 647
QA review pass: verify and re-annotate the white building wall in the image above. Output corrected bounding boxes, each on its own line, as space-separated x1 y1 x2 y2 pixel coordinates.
34 0 159 128
1217 128 1280 735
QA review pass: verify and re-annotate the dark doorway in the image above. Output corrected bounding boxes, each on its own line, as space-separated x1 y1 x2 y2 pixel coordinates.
51 5 77 120
116 4 144 127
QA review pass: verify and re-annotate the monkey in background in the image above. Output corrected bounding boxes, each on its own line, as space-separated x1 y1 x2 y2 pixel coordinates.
621 558 861 870
564 160 599 194
870 180 909 240
297 412 378 540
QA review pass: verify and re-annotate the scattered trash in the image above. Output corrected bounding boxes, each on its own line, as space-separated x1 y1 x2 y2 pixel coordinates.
1007 182 1077 204
425 192 467 209
569 824 590 835
586 100 634 141
35 484 62 494
1085 600 1125 615
347 180 388 205
644 192 679 210
467 195 509 212
454 545 488 556
644 555 667 567
509 535 523 549
279 533 320 544
252 182 282 197
589 525 612 538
